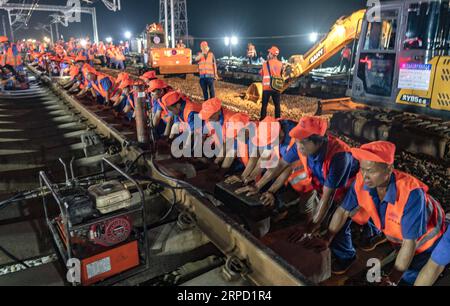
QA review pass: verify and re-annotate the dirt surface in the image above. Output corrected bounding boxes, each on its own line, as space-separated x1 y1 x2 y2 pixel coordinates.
102 69 322 121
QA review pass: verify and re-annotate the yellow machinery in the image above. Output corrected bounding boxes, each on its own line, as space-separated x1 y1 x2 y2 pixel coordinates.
249 1 450 118
145 23 198 75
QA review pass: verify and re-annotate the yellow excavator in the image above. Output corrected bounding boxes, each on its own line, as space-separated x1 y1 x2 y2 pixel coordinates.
247 0 450 119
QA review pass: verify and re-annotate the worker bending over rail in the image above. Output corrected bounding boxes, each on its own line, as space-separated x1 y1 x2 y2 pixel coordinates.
310 141 447 285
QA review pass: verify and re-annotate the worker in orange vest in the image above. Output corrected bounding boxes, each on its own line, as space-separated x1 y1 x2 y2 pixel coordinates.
198 97 236 148
162 91 202 139
259 46 283 120
216 113 253 173
340 45 352 73
148 79 174 137
304 141 447 285
194 41 218 101
285 116 384 246
0 36 22 69
77 67 114 106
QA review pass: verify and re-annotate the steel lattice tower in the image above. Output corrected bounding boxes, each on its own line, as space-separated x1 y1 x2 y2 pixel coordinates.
159 0 189 47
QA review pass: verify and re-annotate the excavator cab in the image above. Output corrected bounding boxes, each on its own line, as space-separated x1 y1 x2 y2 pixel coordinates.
351 0 450 118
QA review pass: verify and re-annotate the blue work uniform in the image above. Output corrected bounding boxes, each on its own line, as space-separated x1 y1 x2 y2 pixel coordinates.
337 173 440 284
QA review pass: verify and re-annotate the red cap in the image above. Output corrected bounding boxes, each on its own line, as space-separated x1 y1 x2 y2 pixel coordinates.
252 117 280 147
268 46 280 56
199 98 222 121
140 70 157 80
148 79 168 92
162 91 183 107
0 36 9 43
200 41 209 48
289 116 328 141
351 141 396 165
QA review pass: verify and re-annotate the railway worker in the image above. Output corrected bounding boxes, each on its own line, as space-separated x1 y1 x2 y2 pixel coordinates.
215 113 252 174
88 45 96 67
259 46 283 120
194 41 219 101
161 91 202 140
340 45 352 73
116 79 138 122
247 43 257 65
147 79 174 138
0 36 23 70
231 116 297 191
63 55 88 92
415 226 450 286
285 117 384 250
305 141 447 284
109 72 131 103
0 65 17 90
111 77 133 112
97 41 107 67
198 97 236 149
77 67 114 107
113 46 126 70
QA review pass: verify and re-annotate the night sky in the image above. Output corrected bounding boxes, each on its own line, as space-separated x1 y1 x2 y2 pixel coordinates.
1 0 367 58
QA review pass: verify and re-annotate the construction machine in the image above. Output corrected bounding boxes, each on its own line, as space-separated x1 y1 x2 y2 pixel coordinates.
144 23 199 75
246 0 450 161
247 1 450 119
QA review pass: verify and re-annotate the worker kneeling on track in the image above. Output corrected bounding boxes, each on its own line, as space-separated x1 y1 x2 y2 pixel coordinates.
198 97 236 150
162 91 202 140
77 67 114 107
148 79 174 138
214 113 253 175
306 141 447 285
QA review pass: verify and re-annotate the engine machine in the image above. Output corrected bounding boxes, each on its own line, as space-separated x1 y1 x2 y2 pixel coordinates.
40 158 148 286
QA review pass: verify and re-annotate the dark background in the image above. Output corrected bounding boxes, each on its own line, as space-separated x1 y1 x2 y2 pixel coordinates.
1 0 367 60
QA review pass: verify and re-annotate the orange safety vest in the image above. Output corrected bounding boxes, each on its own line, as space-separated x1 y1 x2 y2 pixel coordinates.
3 44 22 67
153 97 172 124
114 49 126 61
351 170 446 255
261 59 283 91
98 44 106 56
198 52 216 78
287 135 352 198
69 65 80 80
88 48 96 60
91 74 113 98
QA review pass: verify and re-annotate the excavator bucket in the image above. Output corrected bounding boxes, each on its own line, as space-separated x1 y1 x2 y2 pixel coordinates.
245 82 263 104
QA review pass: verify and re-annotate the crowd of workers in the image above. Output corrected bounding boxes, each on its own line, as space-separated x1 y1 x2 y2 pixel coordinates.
1 35 449 287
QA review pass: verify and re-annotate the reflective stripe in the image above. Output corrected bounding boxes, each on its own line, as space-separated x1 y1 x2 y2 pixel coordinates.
289 172 308 186
416 196 444 250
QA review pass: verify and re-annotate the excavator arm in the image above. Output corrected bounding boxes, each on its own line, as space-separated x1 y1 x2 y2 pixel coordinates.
245 9 366 103
284 9 366 83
